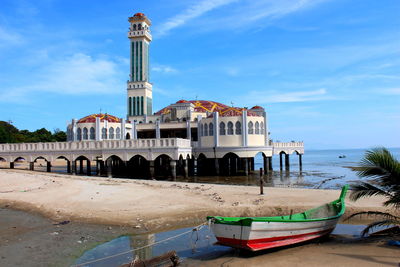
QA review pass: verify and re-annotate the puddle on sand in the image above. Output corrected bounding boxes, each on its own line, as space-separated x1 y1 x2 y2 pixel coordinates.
74 224 370 267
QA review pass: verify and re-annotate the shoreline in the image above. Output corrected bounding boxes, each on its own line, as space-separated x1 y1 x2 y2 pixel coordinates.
1 169 396 231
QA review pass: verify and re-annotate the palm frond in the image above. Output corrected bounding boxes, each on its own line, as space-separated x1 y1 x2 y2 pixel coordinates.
345 211 400 222
350 182 393 201
383 193 400 209
357 148 400 186
360 219 400 237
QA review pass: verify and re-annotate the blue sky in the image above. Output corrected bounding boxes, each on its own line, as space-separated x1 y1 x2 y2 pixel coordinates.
0 0 399 149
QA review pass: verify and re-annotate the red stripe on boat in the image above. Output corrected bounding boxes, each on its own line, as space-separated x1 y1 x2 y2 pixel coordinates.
216 228 334 251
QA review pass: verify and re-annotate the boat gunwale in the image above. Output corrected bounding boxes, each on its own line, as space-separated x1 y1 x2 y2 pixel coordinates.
207 185 349 226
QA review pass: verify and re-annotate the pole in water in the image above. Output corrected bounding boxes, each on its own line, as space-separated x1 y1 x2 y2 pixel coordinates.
259 168 264 195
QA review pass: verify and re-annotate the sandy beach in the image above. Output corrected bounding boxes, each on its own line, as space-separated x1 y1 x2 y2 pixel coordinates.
0 169 399 266
0 169 396 231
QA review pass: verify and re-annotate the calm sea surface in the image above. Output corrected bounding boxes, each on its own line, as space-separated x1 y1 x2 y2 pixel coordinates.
250 147 400 189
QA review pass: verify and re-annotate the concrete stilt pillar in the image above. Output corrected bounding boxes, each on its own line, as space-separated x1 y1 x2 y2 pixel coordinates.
263 157 269 174
285 154 290 171
193 158 197 176
243 158 249 176
72 160 77 175
183 159 188 178
170 160 177 181
250 158 255 171
299 154 303 171
10 162 14 169
79 159 84 174
29 162 34 171
99 160 105 176
268 157 273 171
87 160 91 176
279 154 283 171
46 161 51 172
67 161 71 174
149 160 155 179
95 161 99 175
214 158 220 176
106 161 112 178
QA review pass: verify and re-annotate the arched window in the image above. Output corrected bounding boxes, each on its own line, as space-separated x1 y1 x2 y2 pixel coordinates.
109 127 115 139
219 122 226 135
199 124 203 137
133 24 137 30
248 122 254 134
77 128 82 141
116 127 121 139
83 127 88 140
90 127 95 140
255 122 260 134
209 123 214 136
102 127 107 139
260 122 264 134
204 123 208 136
138 24 142 30
227 122 234 135
235 121 242 135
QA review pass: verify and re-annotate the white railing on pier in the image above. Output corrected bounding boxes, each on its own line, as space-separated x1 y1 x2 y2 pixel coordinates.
0 138 192 153
272 141 304 148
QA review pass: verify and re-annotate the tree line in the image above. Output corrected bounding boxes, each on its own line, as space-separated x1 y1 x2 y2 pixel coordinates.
0 121 66 143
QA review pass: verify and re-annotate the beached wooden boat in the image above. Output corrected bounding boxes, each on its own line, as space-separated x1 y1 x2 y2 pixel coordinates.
207 185 348 251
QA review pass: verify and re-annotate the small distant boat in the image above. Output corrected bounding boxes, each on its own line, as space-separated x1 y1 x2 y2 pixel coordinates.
338 155 346 158
207 185 348 251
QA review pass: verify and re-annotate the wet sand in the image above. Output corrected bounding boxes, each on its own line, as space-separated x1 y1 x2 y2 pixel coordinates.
1 208 399 267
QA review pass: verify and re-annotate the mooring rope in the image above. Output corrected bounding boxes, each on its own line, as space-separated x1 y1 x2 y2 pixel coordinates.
71 222 207 267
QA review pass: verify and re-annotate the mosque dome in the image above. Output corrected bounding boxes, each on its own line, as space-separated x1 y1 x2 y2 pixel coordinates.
134 13 145 17
77 113 121 123
251 105 264 110
155 100 229 115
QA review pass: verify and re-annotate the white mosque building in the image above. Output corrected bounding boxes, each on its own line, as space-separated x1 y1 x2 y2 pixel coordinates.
65 12 304 177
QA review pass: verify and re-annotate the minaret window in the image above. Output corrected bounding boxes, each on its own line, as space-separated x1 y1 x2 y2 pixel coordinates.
260 122 264 134
209 123 214 136
235 121 242 135
204 123 208 136
138 24 142 30
248 122 254 134
133 24 137 30
219 122 226 135
255 122 260 134
83 127 88 140
200 124 204 137
90 127 95 140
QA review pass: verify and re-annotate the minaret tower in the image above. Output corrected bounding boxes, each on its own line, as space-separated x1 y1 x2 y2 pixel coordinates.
127 13 152 121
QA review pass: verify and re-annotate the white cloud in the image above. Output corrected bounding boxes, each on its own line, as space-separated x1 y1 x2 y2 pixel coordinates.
0 26 23 47
0 53 124 102
152 65 178 74
155 0 328 36
381 88 400 95
155 0 238 36
244 88 330 103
